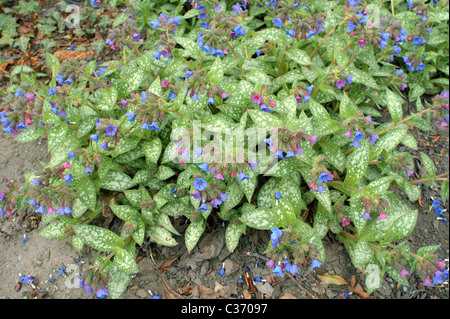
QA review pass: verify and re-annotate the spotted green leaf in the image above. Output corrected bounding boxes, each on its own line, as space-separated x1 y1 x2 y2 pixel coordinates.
225 223 246 253
114 247 139 274
344 139 370 186
420 152 436 180
185 218 206 253
384 89 404 124
73 224 124 251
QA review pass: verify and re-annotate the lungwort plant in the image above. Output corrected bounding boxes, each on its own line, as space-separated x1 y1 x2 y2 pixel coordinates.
1 0 449 298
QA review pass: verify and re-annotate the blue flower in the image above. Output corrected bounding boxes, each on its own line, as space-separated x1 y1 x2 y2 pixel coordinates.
347 21 356 33
289 263 300 275
316 185 327 192
435 207 443 216
432 199 442 208
237 171 249 182
141 91 147 102
36 206 46 214
96 288 109 299
28 198 39 208
318 172 333 183
413 37 427 46
68 151 75 160
193 178 208 191
85 166 94 174
260 104 272 112
207 97 215 104
272 18 283 28
361 212 372 220
273 150 284 159
63 174 74 185
49 87 57 96
90 134 99 143
310 259 323 270
56 74 64 85
198 163 209 173
272 264 284 277
126 112 136 122
275 192 283 200
255 49 262 57
198 202 209 211
15 122 27 130
270 227 283 247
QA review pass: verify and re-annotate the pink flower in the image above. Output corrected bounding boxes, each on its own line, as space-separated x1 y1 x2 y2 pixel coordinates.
7 210 12 216
161 79 170 87
406 169 415 178
342 218 351 227
438 260 446 270
47 206 56 215
214 173 224 180
423 277 433 286
269 100 276 107
251 94 263 105
342 130 352 138
180 159 185 165
378 213 388 220
221 91 228 99
177 147 184 154
440 121 448 128
400 269 410 278
63 162 72 170
25 118 32 125
309 183 317 191
222 49 228 54
357 39 367 48
309 135 317 146
230 171 236 178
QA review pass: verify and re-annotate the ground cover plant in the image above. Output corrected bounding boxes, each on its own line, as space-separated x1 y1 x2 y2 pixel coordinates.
0 0 449 299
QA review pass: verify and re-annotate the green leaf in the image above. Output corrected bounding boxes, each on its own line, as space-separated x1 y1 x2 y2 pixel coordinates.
348 239 373 269
39 221 66 239
285 47 311 66
225 223 246 253
114 247 139 274
384 89 403 124
340 91 357 120
14 125 46 143
72 235 84 252
110 205 139 225
441 180 449 203
147 225 178 247
142 138 162 164
99 171 133 191
344 139 370 186
76 176 97 210
48 124 67 151
420 152 436 180
107 264 132 299
365 262 383 294
346 67 379 89
240 207 279 230
156 165 176 180
320 141 346 172
248 109 283 129
77 116 96 139
185 219 206 253
363 175 396 196
73 224 124 251
370 127 408 160
207 56 223 85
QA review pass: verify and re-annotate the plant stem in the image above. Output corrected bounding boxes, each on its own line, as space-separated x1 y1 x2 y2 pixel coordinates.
276 45 288 78
376 108 434 135
310 19 347 60
226 40 246 79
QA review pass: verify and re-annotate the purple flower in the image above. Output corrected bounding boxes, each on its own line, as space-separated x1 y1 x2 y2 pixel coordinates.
251 94 263 105
32 178 43 186
347 21 356 33
369 134 379 146
249 161 258 170
99 142 108 151
0 192 4 202
361 212 372 220
289 263 300 275
266 259 276 269
406 169 415 178
270 227 283 247
105 124 117 136
316 185 327 192
49 87 57 96
85 166 94 174
345 75 353 85
273 150 284 159
336 80 346 89
318 172 333 183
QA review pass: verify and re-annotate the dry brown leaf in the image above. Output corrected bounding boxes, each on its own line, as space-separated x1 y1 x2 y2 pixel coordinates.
242 289 252 299
350 283 371 299
160 274 184 299
53 50 91 62
433 135 441 143
280 292 297 299
197 284 217 299
155 255 179 271
317 273 349 286
350 275 356 288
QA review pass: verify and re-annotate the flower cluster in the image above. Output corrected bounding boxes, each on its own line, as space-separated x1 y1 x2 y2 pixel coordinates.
191 175 229 213
361 195 391 220
341 110 379 147
431 91 449 128
264 126 316 160
265 226 321 277
251 85 276 112
307 155 334 193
